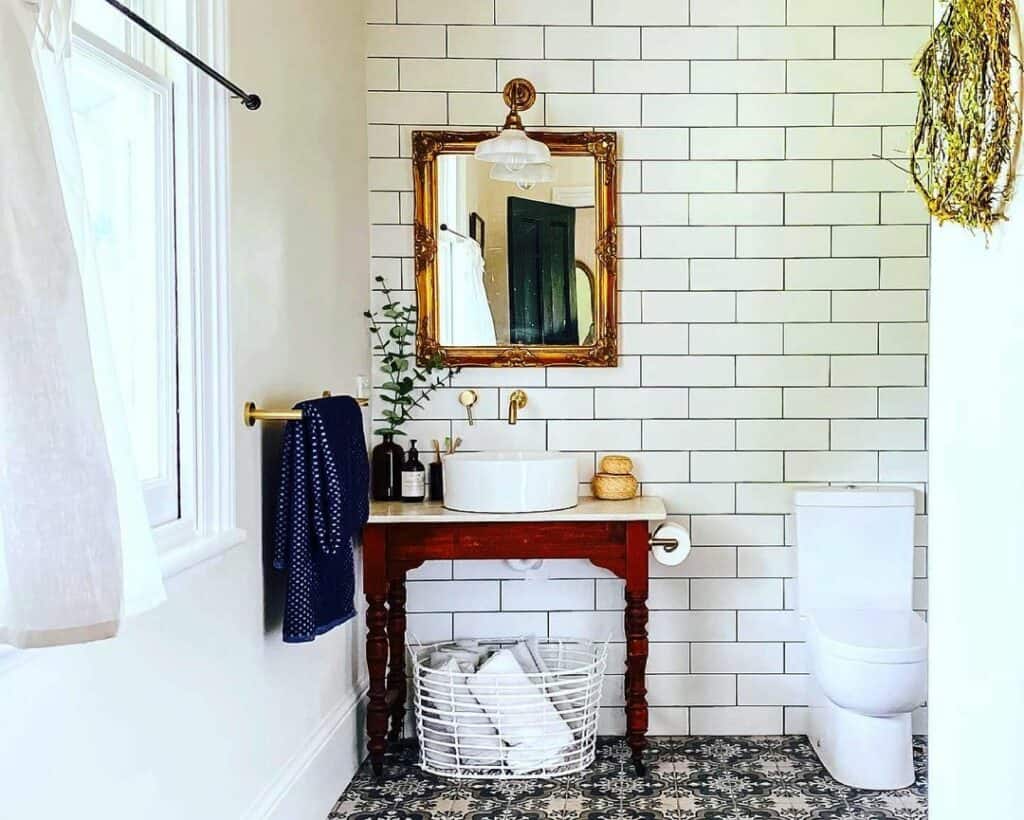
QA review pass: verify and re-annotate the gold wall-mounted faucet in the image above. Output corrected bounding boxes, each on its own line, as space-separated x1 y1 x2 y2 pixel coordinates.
508 390 528 425
458 389 479 426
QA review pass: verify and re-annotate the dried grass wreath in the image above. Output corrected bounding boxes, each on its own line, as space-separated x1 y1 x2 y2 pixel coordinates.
911 0 1023 231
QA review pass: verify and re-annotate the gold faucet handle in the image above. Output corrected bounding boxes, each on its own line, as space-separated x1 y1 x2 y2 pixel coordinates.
458 389 479 426
508 389 528 425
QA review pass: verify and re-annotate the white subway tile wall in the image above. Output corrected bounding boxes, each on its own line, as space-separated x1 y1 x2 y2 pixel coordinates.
366 0 930 736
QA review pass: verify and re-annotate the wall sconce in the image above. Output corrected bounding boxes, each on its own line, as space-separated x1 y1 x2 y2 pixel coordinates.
474 78 550 171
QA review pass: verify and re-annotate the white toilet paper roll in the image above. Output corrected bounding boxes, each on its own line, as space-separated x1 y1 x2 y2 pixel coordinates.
650 521 691 567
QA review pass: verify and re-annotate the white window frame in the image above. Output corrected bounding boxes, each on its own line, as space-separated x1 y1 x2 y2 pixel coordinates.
73 0 242 578
154 0 242 576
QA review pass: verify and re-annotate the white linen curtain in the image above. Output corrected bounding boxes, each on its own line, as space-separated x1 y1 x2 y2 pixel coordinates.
0 0 166 649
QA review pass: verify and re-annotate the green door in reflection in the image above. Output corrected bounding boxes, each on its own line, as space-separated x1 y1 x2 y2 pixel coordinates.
507 196 579 345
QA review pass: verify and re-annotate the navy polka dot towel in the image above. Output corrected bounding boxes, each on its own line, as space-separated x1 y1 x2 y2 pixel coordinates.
273 396 369 643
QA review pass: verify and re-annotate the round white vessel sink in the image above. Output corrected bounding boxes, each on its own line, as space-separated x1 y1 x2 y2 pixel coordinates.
443 452 579 513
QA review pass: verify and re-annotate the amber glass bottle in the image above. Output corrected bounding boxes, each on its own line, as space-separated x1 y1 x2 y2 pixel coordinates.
371 432 404 501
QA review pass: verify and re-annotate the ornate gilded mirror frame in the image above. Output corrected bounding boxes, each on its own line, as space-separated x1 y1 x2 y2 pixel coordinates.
412 130 619 367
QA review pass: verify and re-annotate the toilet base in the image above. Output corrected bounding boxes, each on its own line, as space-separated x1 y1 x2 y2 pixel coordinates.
807 675 915 791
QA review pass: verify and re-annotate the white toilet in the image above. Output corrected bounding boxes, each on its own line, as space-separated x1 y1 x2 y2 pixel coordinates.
794 486 928 791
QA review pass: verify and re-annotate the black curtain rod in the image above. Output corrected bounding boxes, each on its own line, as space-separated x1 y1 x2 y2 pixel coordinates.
101 0 261 110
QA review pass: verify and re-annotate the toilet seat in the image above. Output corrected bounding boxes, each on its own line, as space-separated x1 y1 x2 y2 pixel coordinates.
808 609 927 664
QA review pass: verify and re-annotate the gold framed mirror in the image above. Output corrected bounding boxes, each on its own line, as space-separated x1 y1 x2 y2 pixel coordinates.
412 102 618 367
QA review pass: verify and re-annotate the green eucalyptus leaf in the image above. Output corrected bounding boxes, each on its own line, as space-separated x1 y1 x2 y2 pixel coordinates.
366 291 452 429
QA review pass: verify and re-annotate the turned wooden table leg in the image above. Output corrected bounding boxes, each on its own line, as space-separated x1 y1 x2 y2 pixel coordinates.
363 525 389 776
386 573 408 744
366 592 389 775
625 521 650 776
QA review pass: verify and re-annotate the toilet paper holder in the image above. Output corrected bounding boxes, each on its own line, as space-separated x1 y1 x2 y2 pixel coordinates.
649 524 680 552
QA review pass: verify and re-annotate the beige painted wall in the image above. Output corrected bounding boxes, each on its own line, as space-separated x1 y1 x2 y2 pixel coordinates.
929 149 1023 819
231 0 371 814
0 3 370 818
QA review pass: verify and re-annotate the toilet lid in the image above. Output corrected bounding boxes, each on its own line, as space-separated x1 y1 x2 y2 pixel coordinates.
808 609 928 664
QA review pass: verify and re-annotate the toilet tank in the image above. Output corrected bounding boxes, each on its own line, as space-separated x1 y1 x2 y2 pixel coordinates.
794 486 916 614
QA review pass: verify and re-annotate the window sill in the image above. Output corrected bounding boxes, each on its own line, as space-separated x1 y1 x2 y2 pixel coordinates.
157 525 247 580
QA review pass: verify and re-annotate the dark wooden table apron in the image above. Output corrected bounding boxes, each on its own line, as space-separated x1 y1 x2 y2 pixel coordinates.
362 518 652 777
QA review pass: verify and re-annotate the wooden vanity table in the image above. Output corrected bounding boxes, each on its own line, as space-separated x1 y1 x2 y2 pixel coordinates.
361 496 667 777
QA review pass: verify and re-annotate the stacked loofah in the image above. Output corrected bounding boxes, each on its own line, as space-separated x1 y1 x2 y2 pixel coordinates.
591 455 639 500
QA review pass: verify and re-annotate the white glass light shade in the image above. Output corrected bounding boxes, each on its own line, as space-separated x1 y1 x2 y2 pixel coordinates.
474 128 550 170
489 162 555 190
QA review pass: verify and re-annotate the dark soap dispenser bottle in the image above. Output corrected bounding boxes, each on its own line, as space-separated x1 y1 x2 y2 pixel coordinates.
371 432 404 501
401 440 426 503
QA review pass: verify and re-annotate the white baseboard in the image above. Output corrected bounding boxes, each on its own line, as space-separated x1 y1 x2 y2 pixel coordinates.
245 686 368 820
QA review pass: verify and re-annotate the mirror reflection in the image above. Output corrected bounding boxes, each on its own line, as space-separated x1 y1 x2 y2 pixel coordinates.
436 154 597 348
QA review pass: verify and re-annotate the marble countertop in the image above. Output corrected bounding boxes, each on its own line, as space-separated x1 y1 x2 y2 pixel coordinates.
367 495 666 524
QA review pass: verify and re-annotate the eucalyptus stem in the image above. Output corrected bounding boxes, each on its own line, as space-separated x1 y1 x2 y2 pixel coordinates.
410 375 452 412
364 275 460 438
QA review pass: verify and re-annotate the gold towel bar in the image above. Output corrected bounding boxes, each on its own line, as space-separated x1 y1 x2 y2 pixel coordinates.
244 393 369 427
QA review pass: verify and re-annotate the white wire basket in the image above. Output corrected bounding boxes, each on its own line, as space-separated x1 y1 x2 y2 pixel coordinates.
410 637 608 780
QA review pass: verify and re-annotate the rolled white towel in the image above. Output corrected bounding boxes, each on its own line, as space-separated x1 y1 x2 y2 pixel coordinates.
510 636 546 675
505 734 576 774
468 648 574 773
420 656 503 768
512 637 590 738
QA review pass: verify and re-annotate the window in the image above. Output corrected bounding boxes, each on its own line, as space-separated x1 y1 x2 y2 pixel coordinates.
67 0 236 557
70 26 177 525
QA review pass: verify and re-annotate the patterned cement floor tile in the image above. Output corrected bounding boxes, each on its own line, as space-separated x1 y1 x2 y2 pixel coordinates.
328 737 927 820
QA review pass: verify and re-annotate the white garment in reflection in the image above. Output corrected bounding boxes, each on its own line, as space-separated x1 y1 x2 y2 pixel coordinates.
438 234 497 347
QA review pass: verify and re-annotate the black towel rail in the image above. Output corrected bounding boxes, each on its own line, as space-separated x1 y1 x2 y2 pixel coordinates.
439 223 471 241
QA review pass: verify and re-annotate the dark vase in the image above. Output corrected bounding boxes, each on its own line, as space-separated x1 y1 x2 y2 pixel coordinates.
371 432 404 501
